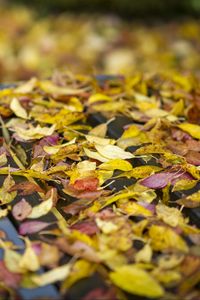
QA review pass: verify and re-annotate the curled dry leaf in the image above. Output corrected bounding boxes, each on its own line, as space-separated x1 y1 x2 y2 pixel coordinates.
9 181 44 195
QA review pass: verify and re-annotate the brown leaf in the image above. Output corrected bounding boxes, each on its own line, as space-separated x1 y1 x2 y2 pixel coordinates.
9 181 44 195
185 151 200 166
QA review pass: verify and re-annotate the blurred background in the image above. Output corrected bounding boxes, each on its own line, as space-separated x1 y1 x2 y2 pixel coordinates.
1 0 200 81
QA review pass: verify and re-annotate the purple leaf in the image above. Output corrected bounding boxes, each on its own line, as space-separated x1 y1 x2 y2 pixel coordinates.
70 221 99 236
141 170 194 189
138 202 156 213
19 221 50 235
140 172 175 189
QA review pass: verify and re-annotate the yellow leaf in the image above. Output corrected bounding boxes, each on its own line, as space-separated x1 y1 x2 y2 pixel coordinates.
32 263 71 286
183 164 200 180
132 219 149 236
92 101 125 112
96 218 118 234
95 144 134 160
10 98 28 119
156 204 185 227
176 190 200 208
4 248 22 273
88 93 112 104
178 123 200 139
14 77 37 93
135 144 165 155
19 239 40 272
135 244 152 263
14 124 56 141
145 108 168 118
158 254 184 269
172 179 197 192
43 138 76 155
61 259 95 291
85 135 115 146
149 225 188 253
136 101 158 112
32 110 84 128
0 175 16 205
170 99 184 116
84 148 109 163
0 208 8 218
130 183 157 203
39 80 86 96
28 191 53 219
121 125 140 139
97 170 113 185
117 201 153 217
124 165 162 179
109 265 164 298
153 269 181 286
77 160 96 172
173 74 192 91
89 123 107 137
99 159 132 171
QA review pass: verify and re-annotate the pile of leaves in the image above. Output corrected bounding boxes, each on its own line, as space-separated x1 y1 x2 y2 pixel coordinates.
1 6 200 81
0 72 200 300
0 71 199 299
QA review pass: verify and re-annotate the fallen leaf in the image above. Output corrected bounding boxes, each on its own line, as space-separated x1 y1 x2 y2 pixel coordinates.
178 123 200 140
156 203 185 227
28 191 54 219
19 221 51 235
99 159 132 171
19 239 40 272
12 198 32 221
109 265 164 298
72 177 99 192
31 263 71 286
149 225 188 253
95 144 134 160
10 98 28 119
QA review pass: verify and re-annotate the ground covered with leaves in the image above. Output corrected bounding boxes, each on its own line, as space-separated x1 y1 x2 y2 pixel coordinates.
0 71 199 299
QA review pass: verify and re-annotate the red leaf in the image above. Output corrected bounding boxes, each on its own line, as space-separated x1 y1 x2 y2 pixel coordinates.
12 198 32 221
72 177 99 192
70 221 99 236
9 181 44 195
0 261 21 288
82 287 117 300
